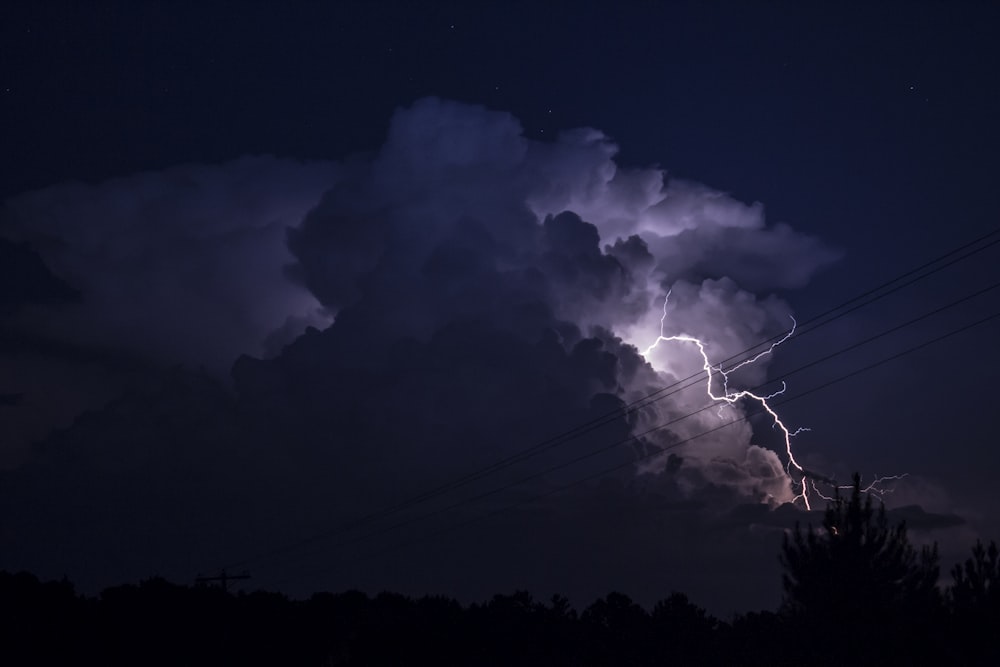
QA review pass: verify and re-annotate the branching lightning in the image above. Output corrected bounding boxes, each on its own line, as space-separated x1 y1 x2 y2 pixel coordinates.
641 291 909 511
810 474 911 502
642 291 811 507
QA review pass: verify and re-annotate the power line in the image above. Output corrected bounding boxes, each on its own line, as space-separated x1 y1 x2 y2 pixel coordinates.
195 570 251 593
256 278 1000 580
317 285 1000 550
217 226 1000 572
274 306 1000 589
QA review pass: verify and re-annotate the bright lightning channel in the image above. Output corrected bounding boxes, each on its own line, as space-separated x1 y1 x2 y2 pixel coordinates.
642 291 813 508
642 292 909 511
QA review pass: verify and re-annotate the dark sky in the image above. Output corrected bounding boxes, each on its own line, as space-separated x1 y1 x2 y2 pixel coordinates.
1 0 998 616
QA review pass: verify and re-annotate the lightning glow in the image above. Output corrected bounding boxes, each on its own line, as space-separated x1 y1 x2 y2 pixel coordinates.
642 291 813 508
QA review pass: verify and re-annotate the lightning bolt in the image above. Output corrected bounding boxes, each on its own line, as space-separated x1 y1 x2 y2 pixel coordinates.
642 291 910 510
810 473 910 502
642 291 813 508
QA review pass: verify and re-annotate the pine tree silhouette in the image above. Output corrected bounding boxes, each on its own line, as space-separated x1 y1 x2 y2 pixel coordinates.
779 473 942 664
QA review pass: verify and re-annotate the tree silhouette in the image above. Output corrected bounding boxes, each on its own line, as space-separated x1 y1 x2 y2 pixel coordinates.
0 571 83 665
779 473 942 664
948 539 1000 664
650 592 718 665
950 539 1000 614
580 592 652 666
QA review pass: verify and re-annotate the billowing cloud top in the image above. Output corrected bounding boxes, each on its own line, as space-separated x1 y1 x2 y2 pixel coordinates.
1 98 838 376
278 98 840 503
290 97 837 341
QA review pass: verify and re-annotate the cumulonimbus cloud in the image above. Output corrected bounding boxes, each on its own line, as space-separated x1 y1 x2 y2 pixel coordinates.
284 97 840 502
0 97 870 610
0 98 842 503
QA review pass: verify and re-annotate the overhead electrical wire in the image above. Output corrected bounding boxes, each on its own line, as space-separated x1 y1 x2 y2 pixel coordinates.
315 276 1000 554
218 226 1000 573
267 304 1000 590
220 228 1000 575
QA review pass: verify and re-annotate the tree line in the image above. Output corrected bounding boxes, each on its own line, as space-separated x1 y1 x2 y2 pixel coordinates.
2 476 998 666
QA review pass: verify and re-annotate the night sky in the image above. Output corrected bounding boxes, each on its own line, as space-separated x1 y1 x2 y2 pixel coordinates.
2 1 999 616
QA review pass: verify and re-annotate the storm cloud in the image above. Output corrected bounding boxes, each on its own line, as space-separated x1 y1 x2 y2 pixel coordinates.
1 98 853 612
282 97 839 501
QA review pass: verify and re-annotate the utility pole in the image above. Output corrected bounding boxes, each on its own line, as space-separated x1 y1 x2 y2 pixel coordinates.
195 569 250 593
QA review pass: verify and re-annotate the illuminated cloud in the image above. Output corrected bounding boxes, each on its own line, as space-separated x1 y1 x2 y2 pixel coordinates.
286 97 838 500
0 98 850 605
